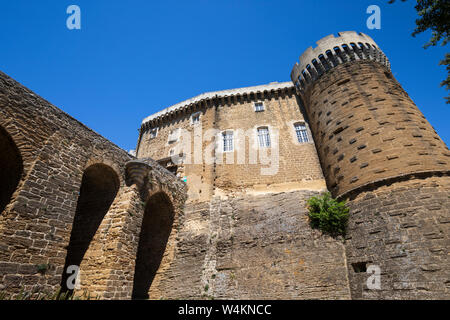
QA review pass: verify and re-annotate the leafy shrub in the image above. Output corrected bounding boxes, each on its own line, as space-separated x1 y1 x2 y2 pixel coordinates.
306 192 349 237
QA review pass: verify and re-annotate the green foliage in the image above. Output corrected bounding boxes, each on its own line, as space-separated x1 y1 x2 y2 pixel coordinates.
440 53 450 102
389 0 450 103
36 264 49 274
306 192 349 237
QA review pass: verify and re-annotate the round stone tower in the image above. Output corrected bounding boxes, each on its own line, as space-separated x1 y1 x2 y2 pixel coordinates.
291 31 450 299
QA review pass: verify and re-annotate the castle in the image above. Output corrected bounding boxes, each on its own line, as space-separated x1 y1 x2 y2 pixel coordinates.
0 31 449 299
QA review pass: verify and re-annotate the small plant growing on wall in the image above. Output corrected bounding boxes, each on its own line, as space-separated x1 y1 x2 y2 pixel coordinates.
306 192 349 237
36 264 49 274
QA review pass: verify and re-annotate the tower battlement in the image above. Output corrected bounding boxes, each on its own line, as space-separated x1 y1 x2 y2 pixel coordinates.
291 31 390 92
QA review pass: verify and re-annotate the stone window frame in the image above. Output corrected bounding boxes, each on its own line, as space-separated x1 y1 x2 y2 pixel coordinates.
293 121 310 144
167 128 181 144
256 126 271 148
220 130 235 153
190 112 201 126
254 101 265 112
149 127 158 140
288 120 313 145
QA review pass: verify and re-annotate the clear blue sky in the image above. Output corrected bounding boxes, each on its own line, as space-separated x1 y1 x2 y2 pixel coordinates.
1 0 448 151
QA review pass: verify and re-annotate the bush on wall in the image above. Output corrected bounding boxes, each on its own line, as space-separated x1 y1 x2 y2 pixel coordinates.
306 192 349 237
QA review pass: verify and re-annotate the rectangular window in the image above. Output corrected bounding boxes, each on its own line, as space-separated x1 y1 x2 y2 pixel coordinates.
254 102 265 112
191 112 200 125
295 123 309 143
222 131 234 152
149 128 158 139
168 128 180 143
257 127 271 148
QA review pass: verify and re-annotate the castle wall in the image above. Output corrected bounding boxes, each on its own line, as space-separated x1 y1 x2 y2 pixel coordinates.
0 72 187 299
137 85 326 202
135 86 349 300
144 190 351 300
137 102 217 203
345 176 450 299
213 89 325 195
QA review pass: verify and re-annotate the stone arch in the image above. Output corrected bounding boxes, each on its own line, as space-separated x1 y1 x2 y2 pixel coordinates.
0 125 23 214
60 163 120 294
132 191 175 300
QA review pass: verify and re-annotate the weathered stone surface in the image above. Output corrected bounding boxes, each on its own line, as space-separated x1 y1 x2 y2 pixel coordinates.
345 176 450 299
294 33 450 299
147 191 351 300
0 71 187 299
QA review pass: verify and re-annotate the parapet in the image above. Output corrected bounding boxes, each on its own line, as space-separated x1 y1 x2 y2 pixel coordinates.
290 31 390 91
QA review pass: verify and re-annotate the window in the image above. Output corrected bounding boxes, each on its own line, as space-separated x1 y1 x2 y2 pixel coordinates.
168 128 180 143
294 122 309 143
191 112 201 125
257 127 271 148
254 102 265 112
149 128 158 139
222 131 234 152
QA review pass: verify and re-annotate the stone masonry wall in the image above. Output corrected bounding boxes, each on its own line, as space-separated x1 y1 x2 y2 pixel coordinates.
0 71 187 299
137 103 217 203
345 176 450 299
137 86 326 203
301 61 450 198
213 90 325 195
144 190 351 300
298 59 450 299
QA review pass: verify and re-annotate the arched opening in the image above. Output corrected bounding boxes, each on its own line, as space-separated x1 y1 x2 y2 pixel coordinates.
60 163 119 295
132 192 175 300
0 126 23 214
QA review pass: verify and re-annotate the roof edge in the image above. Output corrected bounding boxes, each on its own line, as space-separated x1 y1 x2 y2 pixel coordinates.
141 81 294 126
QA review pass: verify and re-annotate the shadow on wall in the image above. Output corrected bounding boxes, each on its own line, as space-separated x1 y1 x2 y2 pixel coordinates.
132 192 174 300
0 125 23 214
60 163 120 295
